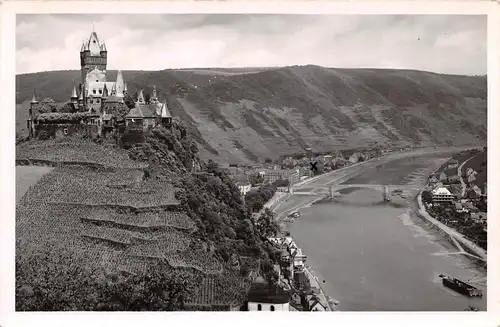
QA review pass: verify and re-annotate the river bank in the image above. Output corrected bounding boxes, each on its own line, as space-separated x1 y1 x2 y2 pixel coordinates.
278 151 486 310
416 192 486 261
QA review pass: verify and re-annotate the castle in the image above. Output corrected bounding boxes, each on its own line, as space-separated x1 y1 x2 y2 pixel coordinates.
27 26 172 138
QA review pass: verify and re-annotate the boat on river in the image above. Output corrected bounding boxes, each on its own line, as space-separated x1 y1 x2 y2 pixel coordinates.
438 274 483 298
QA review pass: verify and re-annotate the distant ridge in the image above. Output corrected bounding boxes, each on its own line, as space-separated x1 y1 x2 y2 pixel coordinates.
16 65 487 163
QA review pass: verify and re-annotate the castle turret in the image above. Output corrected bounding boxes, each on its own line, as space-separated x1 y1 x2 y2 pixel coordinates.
150 85 159 104
70 85 78 103
102 83 109 98
137 90 145 104
115 70 125 97
124 82 128 96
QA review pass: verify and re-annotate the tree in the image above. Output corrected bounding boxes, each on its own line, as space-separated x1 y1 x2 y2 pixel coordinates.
249 173 264 186
206 159 218 174
421 190 432 203
124 92 137 109
58 102 75 113
16 246 201 311
273 179 289 188
34 98 58 114
255 208 280 239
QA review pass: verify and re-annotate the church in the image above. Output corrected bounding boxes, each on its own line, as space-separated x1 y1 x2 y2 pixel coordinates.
27 26 172 139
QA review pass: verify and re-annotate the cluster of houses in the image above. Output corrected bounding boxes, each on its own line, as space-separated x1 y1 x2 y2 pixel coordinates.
426 164 487 230
265 236 332 311
225 148 385 198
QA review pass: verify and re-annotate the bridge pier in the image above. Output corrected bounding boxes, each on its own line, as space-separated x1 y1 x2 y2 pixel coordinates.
383 185 391 202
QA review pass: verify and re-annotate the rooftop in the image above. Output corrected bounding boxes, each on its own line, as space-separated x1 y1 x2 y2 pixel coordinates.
432 187 452 196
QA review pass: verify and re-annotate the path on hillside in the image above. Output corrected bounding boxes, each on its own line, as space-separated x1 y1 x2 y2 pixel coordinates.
458 152 481 198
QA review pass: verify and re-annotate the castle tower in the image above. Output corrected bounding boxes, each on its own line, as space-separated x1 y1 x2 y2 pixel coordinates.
80 24 107 109
123 82 128 96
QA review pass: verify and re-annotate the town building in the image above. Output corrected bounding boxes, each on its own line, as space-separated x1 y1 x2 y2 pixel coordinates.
236 182 252 196
247 276 290 311
264 168 299 185
431 186 455 203
429 175 439 184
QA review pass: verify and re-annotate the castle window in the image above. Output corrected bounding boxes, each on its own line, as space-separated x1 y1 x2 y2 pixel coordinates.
93 89 96 94
63 128 68 135
97 99 100 103
257 304 262 311
270 305 275 311
99 89 102 94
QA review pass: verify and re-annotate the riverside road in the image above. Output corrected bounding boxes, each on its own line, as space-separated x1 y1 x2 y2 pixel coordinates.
273 146 486 311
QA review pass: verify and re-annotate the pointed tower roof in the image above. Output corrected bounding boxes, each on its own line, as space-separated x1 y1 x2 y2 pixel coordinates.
79 85 84 100
102 84 109 98
71 85 78 99
85 24 102 55
100 42 107 52
124 83 128 92
137 90 145 104
160 101 172 118
115 70 125 97
111 83 117 96
30 90 38 104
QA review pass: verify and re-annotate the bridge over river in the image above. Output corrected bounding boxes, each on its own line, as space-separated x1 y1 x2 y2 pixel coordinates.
291 184 421 202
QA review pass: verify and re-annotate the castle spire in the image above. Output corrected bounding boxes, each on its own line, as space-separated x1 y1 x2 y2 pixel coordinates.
71 85 78 99
115 70 124 96
137 90 145 104
30 90 38 104
102 84 109 98
152 85 157 99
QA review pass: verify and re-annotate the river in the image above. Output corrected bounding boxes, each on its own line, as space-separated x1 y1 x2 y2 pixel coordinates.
275 152 487 311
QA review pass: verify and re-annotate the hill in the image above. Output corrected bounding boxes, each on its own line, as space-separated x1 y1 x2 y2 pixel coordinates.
15 123 280 311
16 66 487 163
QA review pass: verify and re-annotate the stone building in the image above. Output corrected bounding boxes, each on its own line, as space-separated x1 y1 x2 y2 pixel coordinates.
27 26 173 139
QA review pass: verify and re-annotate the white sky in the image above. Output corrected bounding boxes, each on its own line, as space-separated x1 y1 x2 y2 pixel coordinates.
16 14 486 75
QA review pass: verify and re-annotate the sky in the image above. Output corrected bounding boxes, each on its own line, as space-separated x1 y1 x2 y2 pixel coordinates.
16 14 486 75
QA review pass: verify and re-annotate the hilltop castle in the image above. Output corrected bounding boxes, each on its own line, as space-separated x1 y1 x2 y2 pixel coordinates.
28 27 172 139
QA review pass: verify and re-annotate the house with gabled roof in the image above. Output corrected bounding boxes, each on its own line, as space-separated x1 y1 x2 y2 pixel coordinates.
125 90 156 132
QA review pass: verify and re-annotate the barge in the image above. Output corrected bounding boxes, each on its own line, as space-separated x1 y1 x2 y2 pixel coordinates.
438 274 483 298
